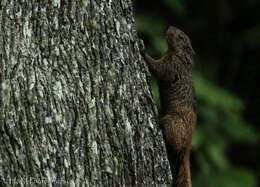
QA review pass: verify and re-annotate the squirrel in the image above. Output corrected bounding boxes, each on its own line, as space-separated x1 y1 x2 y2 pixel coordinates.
142 26 197 187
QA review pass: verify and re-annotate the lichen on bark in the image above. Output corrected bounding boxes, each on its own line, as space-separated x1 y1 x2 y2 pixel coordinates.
0 0 171 186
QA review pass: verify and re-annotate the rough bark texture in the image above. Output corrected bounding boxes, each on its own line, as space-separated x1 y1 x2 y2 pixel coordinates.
0 0 171 186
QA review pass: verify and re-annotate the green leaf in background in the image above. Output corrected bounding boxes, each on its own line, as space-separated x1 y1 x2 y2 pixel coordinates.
163 0 187 16
206 143 229 169
193 72 243 114
221 119 258 143
214 168 257 187
135 15 165 37
195 152 211 176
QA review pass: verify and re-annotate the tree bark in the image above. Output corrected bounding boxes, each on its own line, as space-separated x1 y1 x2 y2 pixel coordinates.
0 0 171 186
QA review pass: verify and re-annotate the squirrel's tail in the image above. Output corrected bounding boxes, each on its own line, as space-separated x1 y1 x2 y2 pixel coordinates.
160 113 194 187
167 148 192 187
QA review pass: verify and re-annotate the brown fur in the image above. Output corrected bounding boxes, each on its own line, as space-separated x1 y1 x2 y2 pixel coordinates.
142 26 196 187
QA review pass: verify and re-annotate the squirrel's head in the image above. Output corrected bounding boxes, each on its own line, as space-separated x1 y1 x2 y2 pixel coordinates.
166 26 195 56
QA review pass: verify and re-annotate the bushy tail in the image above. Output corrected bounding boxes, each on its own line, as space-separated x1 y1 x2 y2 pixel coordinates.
160 114 193 187
167 148 192 187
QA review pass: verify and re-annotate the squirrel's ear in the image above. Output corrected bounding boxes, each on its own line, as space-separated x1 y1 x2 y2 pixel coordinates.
185 46 195 55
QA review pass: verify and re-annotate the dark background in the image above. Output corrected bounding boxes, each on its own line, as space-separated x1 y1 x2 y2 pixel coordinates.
134 0 260 186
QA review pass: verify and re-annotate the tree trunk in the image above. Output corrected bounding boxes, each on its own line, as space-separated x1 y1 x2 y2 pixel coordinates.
0 0 171 186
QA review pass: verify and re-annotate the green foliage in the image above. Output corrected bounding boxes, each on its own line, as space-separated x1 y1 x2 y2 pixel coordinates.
163 0 187 16
194 72 258 145
192 73 258 186
194 168 257 187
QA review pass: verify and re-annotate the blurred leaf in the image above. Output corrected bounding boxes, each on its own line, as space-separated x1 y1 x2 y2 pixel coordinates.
194 72 244 115
196 152 211 176
163 0 187 16
153 36 167 54
221 119 259 143
192 128 205 149
214 168 257 187
135 15 165 37
206 143 229 169
198 104 218 122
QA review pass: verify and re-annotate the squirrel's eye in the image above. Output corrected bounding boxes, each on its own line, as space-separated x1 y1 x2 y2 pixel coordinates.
178 34 185 40
185 46 191 52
